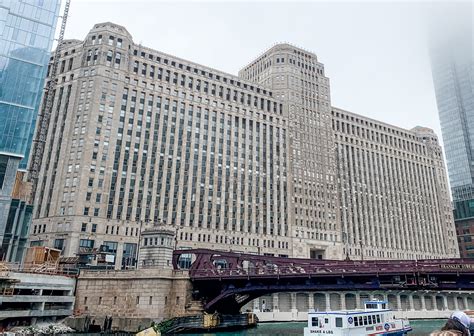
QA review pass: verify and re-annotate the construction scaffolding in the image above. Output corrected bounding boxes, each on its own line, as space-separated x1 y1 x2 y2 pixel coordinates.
28 0 71 201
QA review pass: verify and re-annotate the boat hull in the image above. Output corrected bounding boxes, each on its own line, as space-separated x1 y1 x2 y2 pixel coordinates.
303 326 412 336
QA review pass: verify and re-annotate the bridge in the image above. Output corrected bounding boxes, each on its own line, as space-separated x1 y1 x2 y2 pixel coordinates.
172 249 474 314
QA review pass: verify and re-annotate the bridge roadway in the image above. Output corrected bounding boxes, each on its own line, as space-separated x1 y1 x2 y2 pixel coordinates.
172 249 474 314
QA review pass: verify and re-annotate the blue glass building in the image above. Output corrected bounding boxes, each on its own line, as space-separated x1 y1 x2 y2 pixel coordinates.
0 0 61 169
0 0 60 259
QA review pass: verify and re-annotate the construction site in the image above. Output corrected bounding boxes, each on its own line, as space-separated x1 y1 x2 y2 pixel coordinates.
0 246 77 331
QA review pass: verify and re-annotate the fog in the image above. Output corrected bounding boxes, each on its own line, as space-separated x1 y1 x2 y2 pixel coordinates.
61 0 472 150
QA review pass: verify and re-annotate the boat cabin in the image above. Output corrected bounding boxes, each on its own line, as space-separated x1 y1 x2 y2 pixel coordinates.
308 301 391 330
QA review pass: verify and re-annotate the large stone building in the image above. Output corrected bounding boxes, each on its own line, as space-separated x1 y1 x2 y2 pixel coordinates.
332 108 458 259
29 22 458 269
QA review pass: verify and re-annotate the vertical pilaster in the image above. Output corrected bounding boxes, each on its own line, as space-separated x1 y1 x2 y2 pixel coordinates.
272 293 279 312
396 294 402 311
340 293 346 310
463 296 469 310
325 293 331 311
308 292 314 310
253 298 260 312
443 295 448 310
355 292 361 309
291 292 297 313
408 294 414 311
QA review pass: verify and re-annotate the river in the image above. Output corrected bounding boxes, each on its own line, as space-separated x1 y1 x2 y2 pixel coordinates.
185 319 445 336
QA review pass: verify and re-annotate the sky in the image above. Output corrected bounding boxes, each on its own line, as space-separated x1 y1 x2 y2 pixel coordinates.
61 0 472 149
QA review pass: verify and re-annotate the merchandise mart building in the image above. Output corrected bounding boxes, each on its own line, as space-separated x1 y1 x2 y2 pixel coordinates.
29 22 459 269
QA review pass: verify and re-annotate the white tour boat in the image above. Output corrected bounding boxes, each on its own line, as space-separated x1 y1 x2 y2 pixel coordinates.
304 300 412 336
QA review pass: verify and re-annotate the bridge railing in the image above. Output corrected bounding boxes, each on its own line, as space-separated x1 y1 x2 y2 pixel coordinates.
189 263 474 279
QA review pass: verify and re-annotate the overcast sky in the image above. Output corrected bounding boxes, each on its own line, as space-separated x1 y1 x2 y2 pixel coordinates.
62 0 472 148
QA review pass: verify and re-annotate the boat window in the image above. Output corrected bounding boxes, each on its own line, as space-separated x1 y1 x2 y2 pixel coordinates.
358 316 363 325
354 317 359 326
382 303 386 309
366 303 378 309
311 317 318 327
335 317 343 328
325 318 329 324
368 315 372 324
363 316 368 325
376 315 381 323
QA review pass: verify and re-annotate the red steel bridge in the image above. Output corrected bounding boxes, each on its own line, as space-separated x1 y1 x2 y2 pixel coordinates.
172 249 474 314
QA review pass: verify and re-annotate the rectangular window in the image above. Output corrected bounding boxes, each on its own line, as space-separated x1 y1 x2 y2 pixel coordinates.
81 223 87 232
54 239 65 250
335 317 342 327
79 239 94 248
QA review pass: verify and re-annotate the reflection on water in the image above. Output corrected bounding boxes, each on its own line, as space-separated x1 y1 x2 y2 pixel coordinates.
184 319 445 336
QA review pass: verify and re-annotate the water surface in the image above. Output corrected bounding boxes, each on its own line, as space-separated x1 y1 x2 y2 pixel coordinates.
185 319 445 336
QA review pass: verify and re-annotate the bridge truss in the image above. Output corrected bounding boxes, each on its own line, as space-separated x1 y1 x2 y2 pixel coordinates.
173 249 474 314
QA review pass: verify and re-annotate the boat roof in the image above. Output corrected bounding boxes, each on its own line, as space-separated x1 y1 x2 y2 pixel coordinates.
308 309 389 316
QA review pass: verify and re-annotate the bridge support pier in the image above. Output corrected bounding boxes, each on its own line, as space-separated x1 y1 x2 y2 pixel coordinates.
463 296 469 311
397 294 402 310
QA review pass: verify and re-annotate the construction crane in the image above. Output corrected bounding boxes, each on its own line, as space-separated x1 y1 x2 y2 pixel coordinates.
28 0 71 203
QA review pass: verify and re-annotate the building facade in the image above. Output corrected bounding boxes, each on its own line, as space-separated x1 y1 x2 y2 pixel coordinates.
0 0 61 256
29 22 458 268
332 108 458 259
31 23 292 268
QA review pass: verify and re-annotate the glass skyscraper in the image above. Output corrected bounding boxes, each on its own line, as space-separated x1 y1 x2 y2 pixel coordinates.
430 3 473 256
0 0 60 257
0 0 61 169
430 7 473 217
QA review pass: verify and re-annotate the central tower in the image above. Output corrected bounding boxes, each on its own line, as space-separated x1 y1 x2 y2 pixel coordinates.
240 44 341 259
